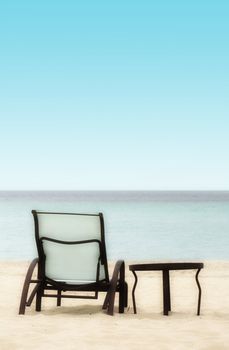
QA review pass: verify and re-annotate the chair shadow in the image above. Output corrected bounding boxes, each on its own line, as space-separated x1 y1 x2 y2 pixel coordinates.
41 304 104 316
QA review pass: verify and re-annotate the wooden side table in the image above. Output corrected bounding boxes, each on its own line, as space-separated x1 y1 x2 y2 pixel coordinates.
129 262 204 316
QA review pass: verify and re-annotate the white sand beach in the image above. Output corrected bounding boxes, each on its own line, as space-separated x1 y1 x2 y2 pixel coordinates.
1 261 229 350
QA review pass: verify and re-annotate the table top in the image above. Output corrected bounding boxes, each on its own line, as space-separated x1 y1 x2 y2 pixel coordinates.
129 262 204 271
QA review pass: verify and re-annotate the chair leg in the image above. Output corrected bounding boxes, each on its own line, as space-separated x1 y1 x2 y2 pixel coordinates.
36 285 43 312
118 262 125 313
124 282 128 308
119 289 125 313
106 260 125 316
57 290 61 307
26 283 40 307
102 291 110 310
107 290 116 315
19 258 39 315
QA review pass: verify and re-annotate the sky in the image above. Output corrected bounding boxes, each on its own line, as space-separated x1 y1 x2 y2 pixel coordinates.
0 0 228 190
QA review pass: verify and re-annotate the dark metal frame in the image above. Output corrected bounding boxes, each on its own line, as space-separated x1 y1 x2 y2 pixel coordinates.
129 262 204 316
19 211 128 316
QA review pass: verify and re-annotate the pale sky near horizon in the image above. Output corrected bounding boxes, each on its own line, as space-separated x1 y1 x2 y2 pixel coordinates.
0 1 228 190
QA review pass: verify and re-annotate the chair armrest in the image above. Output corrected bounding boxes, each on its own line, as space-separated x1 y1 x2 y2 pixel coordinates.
19 258 40 314
110 260 125 286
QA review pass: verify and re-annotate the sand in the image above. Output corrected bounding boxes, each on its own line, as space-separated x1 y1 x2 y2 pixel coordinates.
1 261 229 350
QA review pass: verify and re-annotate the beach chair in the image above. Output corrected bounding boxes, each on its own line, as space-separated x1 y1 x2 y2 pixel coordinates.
19 211 128 316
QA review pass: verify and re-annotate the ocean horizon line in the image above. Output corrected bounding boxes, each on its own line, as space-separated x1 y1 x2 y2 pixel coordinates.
1 190 229 193
1 190 229 202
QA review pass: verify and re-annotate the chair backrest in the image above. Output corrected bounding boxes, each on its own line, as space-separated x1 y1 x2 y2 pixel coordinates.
32 211 109 284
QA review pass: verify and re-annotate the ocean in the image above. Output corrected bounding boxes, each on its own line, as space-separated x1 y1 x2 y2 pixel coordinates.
0 191 229 261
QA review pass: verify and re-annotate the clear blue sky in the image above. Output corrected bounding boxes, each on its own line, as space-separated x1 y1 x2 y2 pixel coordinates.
0 0 228 190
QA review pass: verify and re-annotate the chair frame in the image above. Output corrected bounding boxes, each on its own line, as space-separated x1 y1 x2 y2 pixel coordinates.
19 210 128 316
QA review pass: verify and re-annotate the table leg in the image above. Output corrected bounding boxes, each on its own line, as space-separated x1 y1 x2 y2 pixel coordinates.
195 268 202 316
131 270 138 314
162 269 170 315
167 271 171 311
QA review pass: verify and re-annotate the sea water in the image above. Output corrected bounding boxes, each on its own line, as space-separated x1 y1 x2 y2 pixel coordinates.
0 191 229 261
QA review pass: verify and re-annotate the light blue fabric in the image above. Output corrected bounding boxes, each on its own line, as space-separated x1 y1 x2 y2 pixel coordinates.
37 213 106 283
